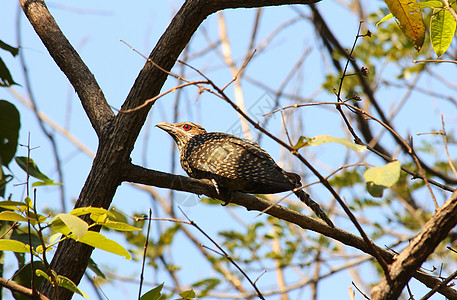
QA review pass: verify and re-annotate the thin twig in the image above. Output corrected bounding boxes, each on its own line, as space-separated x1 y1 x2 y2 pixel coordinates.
118 81 208 114
138 209 152 300
440 115 457 179
266 101 455 193
413 59 457 65
178 207 266 300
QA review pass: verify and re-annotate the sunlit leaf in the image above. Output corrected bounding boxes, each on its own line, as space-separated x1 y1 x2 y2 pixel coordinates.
363 161 401 197
294 135 366 152
140 283 164 300
35 269 51 282
0 211 27 222
430 8 456 57
51 214 88 240
56 274 89 298
376 13 394 27
383 0 425 50
413 1 443 8
32 181 62 187
0 239 30 253
100 220 141 231
0 200 28 211
49 233 62 244
70 206 115 218
77 231 131 259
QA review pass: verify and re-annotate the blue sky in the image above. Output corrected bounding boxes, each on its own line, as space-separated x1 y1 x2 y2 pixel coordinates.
1 1 456 299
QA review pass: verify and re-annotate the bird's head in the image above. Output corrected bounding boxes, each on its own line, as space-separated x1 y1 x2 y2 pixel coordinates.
156 122 207 151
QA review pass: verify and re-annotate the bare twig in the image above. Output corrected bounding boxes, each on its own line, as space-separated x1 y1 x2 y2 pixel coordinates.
138 209 152 300
413 59 457 65
0 277 50 300
178 207 266 299
266 101 455 193
440 115 457 179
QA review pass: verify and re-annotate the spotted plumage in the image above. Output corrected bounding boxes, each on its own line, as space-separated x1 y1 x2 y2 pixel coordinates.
156 121 334 227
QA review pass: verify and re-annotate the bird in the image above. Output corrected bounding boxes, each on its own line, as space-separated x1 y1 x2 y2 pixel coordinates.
156 121 334 227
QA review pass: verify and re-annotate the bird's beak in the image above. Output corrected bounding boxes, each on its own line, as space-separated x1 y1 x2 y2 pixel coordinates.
155 122 173 132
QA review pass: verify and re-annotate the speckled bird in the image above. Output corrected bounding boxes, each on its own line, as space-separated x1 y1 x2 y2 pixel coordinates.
156 121 334 227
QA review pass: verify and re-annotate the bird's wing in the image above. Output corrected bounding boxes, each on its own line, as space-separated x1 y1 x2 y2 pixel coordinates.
227 136 275 162
187 136 243 179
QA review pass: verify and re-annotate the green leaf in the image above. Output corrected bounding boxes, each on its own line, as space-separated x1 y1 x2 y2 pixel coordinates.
0 58 18 86
376 13 394 27
0 239 30 253
0 100 20 167
0 211 27 222
179 289 196 299
87 258 106 279
51 213 88 239
35 269 51 282
0 200 28 211
413 1 444 8
15 157 52 182
70 207 115 218
192 278 220 297
36 270 89 298
430 8 456 57
0 40 19 56
140 283 164 300
294 135 366 152
56 274 89 298
49 233 62 244
383 0 425 50
12 261 45 300
363 161 401 197
78 231 131 259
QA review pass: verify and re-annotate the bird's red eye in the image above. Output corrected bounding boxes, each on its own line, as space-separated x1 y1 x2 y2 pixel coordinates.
182 124 191 131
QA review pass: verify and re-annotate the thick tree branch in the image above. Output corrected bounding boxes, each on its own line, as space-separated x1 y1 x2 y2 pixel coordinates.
123 163 457 299
19 0 114 137
18 0 322 298
371 190 457 299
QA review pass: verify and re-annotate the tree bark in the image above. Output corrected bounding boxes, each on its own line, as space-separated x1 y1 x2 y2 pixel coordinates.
371 190 457 299
123 163 457 300
18 0 457 298
19 0 320 298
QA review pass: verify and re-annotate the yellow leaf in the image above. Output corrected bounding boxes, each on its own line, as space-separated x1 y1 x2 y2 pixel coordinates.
78 231 131 259
101 220 142 231
51 214 88 240
377 13 394 27
363 161 401 197
0 211 27 222
383 0 425 50
0 239 30 253
294 135 366 152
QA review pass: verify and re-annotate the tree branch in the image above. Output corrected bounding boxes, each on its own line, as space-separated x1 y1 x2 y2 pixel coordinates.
122 163 457 299
19 0 114 137
0 277 50 300
371 190 457 299
18 0 323 298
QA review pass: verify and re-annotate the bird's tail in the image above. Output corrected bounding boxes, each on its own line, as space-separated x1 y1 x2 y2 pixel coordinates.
294 190 334 228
